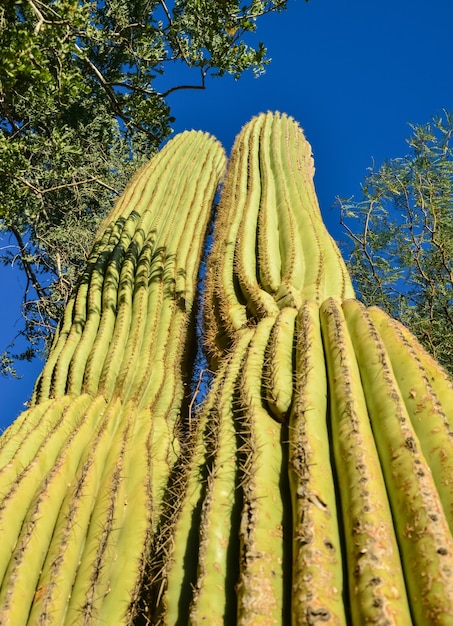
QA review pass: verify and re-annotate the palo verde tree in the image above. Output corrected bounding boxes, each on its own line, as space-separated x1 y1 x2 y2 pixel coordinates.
1 112 453 625
0 0 292 375
339 110 453 375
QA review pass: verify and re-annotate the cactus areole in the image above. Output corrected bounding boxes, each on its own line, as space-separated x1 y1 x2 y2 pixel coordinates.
0 112 452 625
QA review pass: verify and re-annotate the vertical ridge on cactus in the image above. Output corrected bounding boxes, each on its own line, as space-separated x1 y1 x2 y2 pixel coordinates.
289 301 345 625
367 304 453 532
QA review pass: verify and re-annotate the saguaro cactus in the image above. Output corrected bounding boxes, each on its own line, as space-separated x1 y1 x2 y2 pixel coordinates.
155 113 453 625
1 112 453 625
0 131 226 624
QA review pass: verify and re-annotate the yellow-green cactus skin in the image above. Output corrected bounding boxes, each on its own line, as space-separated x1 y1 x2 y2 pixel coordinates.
1 112 453 625
0 131 226 625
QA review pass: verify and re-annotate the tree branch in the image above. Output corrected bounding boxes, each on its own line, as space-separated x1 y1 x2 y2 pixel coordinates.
74 43 160 143
8 225 48 302
159 72 207 98
17 176 120 198
339 196 387 300
159 0 188 63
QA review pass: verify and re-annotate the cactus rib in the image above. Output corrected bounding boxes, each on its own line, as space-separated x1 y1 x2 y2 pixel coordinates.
236 318 287 625
289 301 345 625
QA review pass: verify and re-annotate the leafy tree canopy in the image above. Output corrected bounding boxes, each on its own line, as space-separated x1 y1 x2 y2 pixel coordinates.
0 0 291 375
340 111 453 375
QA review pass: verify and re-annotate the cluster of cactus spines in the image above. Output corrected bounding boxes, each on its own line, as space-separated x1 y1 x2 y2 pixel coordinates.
1 112 453 625
0 131 226 624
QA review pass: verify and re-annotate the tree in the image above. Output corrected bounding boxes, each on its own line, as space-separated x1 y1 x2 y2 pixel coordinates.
339 110 453 375
0 0 290 375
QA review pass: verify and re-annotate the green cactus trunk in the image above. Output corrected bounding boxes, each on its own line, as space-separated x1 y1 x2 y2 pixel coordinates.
160 113 453 624
1 112 453 625
0 131 226 625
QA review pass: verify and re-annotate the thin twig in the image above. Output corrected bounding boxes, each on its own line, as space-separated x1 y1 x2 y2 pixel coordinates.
188 368 210 428
8 225 48 302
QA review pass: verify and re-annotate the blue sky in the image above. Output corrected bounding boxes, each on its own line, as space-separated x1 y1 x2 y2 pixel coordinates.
1 0 452 431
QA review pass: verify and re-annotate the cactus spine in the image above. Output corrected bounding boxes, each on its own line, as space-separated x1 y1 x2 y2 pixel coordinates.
1 111 453 625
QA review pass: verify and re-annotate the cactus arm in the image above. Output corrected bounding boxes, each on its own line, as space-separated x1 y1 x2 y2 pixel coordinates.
204 112 355 368
320 297 412 624
289 301 346 625
0 130 226 623
343 298 453 623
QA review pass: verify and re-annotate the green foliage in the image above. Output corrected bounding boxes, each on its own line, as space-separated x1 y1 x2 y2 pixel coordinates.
340 111 453 374
0 0 290 375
